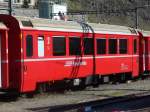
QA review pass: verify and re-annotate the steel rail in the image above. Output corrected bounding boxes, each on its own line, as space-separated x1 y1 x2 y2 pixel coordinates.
28 91 150 112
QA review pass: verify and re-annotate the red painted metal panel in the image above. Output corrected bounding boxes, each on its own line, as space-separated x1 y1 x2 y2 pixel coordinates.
144 36 150 71
1 30 9 89
0 15 143 92
19 29 140 92
0 15 21 91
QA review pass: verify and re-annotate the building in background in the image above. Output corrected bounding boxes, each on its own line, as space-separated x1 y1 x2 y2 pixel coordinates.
39 0 67 20
0 0 67 7
0 0 38 7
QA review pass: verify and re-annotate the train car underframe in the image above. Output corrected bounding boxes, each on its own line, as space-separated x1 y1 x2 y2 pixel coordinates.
34 72 134 93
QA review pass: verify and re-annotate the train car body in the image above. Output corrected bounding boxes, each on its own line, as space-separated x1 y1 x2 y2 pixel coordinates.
0 14 144 93
142 31 150 73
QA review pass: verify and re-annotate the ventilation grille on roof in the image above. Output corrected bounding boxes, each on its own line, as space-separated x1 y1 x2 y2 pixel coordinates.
22 21 33 27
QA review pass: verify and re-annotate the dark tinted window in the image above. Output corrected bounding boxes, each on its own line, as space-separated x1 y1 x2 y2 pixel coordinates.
119 39 128 54
84 38 94 55
53 37 66 56
26 35 33 57
69 37 81 55
109 39 117 54
134 39 137 54
145 40 148 55
97 39 106 54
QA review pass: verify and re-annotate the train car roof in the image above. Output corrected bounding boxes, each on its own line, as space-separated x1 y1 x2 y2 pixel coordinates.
15 16 138 35
142 31 150 37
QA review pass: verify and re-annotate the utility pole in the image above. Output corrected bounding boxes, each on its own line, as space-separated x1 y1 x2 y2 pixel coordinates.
135 7 138 29
9 0 12 15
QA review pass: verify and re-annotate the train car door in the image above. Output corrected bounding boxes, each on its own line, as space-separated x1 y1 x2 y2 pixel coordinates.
143 36 150 74
21 32 35 92
143 39 146 72
141 31 150 74
144 37 148 71
132 37 139 77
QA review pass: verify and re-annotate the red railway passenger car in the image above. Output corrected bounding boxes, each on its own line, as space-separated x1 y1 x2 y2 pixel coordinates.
141 31 150 74
0 14 146 93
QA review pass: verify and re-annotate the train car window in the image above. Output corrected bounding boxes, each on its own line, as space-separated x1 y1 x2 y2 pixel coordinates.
109 39 117 54
69 37 81 55
84 38 94 55
53 37 66 56
38 36 44 57
97 38 106 54
26 35 33 57
134 39 137 54
119 39 128 54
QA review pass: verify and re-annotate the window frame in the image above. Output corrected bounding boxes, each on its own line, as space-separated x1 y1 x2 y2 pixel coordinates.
108 38 118 54
96 38 106 55
69 36 81 56
83 37 94 55
134 39 137 54
37 36 45 57
119 38 128 54
26 35 33 58
52 36 66 56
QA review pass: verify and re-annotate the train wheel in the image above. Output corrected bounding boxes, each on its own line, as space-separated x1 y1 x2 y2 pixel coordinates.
92 75 100 88
124 73 133 84
36 83 47 94
79 78 86 90
21 92 35 98
26 92 34 98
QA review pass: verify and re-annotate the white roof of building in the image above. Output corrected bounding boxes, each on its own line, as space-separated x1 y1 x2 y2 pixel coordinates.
15 16 138 35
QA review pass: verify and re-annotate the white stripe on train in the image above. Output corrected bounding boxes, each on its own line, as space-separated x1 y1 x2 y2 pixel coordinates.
15 55 139 63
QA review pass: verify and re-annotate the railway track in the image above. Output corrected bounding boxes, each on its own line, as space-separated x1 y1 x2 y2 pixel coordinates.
130 107 150 112
0 76 149 112
28 91 150 112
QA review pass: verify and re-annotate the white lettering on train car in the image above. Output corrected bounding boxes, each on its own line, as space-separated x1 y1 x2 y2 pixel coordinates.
121 63 129 70
64 61 87 67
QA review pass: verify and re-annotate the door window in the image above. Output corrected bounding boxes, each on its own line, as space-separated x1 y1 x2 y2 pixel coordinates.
134 39 137 54
26 35 33 57
38 36 44 57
